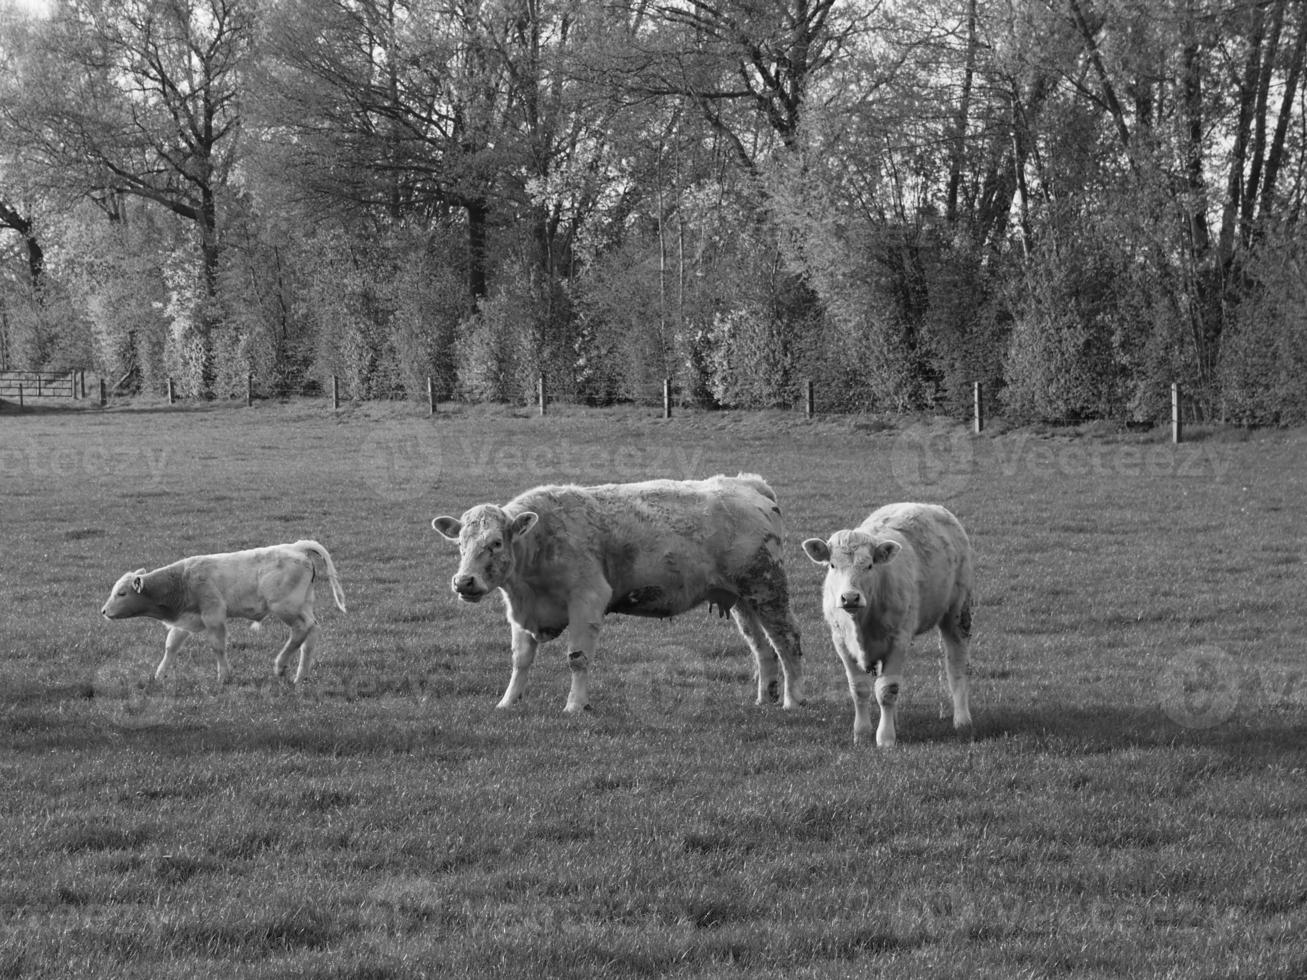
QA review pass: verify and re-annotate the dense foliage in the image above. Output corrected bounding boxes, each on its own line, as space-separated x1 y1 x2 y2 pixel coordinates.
1 0 1304 422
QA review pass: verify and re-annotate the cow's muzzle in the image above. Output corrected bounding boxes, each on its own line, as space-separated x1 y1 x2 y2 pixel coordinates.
838 592 863 613
452 575 487 602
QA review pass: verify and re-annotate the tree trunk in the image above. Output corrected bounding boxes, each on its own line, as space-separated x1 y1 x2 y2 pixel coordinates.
467 198 489 304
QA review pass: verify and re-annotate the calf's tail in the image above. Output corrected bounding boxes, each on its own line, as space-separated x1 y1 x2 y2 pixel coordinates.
295 539 348 613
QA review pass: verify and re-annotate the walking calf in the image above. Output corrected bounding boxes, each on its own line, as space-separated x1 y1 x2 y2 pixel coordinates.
101 540 346 684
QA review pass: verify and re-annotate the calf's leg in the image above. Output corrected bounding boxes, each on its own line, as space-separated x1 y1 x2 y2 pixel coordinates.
938 600 973 735
155 627 189 681
271 610 317 683
873 641 909 748
202 619 233 685
833 633 876 744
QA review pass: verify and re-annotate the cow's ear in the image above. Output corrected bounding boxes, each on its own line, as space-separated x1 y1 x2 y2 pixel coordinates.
510 511 539 538
801 538 831 564
132 575 145 594
431 516 463 540
872 540 901 565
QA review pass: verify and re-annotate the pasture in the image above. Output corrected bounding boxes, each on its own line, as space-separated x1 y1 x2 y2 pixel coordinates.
1 399 1305 979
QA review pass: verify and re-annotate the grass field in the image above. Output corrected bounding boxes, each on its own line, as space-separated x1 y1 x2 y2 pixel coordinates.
2 397 1306 979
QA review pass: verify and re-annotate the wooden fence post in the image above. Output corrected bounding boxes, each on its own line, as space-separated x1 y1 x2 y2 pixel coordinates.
428 377 437 416
167 378 175 405
99 378 106 407
805 379 815 419
663 377 672 419
538 374 547 416
332 376 340 411
17 383 23 409
974 381 984 434
246 372 253 407
1171 383 1182 444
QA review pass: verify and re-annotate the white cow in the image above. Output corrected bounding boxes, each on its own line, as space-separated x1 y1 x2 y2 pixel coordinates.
432 473 805 714
802 503 973 746
100 540 346 684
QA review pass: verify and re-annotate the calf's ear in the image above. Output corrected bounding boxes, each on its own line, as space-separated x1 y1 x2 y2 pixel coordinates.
801 538 831 564
510 511 539 538
872 540 902 565
431 516 463 540
132 574 145 594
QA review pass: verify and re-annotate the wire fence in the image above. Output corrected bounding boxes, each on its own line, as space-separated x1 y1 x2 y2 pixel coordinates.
2 369 1194 443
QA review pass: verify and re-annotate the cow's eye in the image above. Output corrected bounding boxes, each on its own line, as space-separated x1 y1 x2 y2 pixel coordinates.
487 540 501 553
117 590 127 596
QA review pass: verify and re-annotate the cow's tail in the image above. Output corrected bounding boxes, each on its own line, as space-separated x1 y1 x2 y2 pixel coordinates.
735 472 777 504
295 540 347 613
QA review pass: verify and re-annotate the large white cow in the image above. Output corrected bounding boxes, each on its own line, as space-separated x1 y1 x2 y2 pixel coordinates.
100 540 346 684
432 473 805 714
802 503 973 746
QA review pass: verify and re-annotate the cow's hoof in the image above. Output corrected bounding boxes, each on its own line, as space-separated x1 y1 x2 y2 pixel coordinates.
954 721 975 741
563 703 591 714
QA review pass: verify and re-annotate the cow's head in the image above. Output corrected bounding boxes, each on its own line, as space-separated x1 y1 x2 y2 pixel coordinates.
431 504 539 602
100 568 154 620
801 530 901 615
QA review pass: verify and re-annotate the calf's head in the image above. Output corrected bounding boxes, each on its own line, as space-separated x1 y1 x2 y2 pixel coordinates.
100 568 154 620
801 531 901 614
431 505 539 602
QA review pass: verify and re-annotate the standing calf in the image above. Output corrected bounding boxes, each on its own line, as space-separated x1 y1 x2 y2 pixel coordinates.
100 540 346 684
803 503 973 746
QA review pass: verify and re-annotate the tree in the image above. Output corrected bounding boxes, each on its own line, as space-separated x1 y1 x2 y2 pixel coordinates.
4 0 255 393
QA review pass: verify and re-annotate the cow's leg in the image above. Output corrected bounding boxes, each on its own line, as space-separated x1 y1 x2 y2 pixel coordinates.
564 593 608 713
154 627 189 681
497 623 538 708
939 599 973 735
874 641 909 748
833 633 876 744
731 602 781 705
751 598 805 709
202 619 233 685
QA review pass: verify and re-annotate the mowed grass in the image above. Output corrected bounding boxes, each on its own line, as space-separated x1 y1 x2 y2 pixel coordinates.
2 398 1306 979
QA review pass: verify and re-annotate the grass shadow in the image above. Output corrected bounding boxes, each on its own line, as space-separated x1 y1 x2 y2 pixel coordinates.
974 704 1307 761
